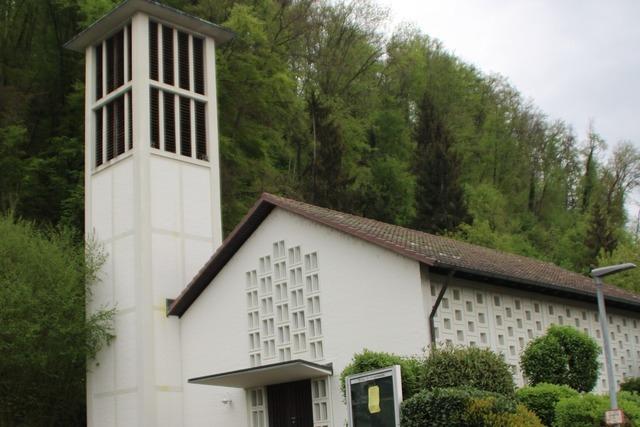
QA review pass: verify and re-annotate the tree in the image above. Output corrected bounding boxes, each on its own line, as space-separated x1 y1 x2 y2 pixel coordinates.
580 121 605 213
585 142 640 262
520 325 600 392
0 214 113 426
413 91 469 233
597 237 640 293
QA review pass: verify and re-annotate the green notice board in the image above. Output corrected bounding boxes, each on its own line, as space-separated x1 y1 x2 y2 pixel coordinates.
346 365 402 427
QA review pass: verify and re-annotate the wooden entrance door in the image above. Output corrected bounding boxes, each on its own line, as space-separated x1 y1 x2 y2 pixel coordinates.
267 380 313 427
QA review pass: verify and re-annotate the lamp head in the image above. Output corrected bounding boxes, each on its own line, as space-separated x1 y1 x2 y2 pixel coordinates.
590 263 637 278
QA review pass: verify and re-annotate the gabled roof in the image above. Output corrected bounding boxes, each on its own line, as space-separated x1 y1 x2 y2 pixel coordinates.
65 0 233 52
168 193 640 317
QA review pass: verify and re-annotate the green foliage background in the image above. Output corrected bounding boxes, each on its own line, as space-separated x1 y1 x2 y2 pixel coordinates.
2 0 640 282
0 215 113 426
2 0 640 423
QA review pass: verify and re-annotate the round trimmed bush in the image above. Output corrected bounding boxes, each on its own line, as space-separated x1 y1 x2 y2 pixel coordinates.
520 325 600 392
516 383 579 426
422 346 515 396
400 387 516 427
554 391 640 427
621 377 640 394
339 349 422 399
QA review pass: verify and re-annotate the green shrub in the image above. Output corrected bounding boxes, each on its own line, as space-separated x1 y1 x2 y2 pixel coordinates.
520 325 600 392
339 349 422 399
467 400 544 427
516 383 579 426
400 387 516 427
554 391 640 427
504 405 545 427
621 377 640 394
422 346 515 396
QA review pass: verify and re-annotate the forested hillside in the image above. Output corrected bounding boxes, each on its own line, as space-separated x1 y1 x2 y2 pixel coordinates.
1 0 639 290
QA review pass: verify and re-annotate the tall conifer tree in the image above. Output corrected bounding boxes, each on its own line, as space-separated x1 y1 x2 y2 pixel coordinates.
413 92 469 233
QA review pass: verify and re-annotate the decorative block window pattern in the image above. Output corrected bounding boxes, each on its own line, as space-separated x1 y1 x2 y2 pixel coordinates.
248 388 267 427
93 25 132 167
311 378 331 427
148 21 208 161
430 279 640 392
246 243 325 365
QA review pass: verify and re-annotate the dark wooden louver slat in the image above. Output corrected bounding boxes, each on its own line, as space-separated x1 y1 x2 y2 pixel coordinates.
128 93 133 149
127 24 132 82
116 97 125 155
106 102 115 160
164 92 176 152
95 44 103 99
193 37 204 95
180 96 191 157
115 30 125 88
162 25 174 85
150 88 160 148
178 31 190 90
95 110 103 166
195 101 207 160
149 22 158 81
106 37 115 93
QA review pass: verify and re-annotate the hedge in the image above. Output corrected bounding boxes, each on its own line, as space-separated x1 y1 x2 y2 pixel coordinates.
554 391 640 427
467 399 544 427
422 346 515 396
516 383 579 426
621 377 640 394
339 349 423 399
401 387 543 427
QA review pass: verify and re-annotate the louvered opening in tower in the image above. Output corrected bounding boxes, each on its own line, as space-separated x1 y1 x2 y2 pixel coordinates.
164 92 176 153
162 25 174 85
116 96 125 156
92 25 133 168
149 21 158 81
127 24 132 82
106 37 115 93
180 96 191 157
115 30 125 88
95 44 103 99
128 93 133 149
146 23 208 161
195 101 207 160
178 31 190 90
95 110 103 166
193 37 204 95
106 102 115 161
150 87 160 148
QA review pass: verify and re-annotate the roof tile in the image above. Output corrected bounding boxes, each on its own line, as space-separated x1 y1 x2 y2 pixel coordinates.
263 193 640 306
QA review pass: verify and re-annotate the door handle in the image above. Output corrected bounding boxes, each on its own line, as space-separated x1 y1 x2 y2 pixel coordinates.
290 416 296 425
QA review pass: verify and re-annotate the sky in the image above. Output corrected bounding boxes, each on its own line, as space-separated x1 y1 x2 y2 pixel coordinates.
379 0 640 215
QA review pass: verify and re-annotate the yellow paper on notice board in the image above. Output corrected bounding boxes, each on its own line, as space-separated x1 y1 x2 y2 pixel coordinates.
368 385 381 414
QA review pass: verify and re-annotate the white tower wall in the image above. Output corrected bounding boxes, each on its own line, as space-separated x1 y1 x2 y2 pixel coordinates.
79 4 227 425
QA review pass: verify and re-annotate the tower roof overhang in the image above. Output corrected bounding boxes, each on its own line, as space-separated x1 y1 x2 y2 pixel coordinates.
64 0 234 52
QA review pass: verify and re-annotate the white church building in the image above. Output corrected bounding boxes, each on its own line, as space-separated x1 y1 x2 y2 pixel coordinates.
66 1 640 426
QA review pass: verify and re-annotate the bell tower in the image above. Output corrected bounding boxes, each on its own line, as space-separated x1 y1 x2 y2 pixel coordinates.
66 1 232 425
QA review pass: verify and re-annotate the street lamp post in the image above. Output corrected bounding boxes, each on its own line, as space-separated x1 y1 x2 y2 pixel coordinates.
590 263 636 419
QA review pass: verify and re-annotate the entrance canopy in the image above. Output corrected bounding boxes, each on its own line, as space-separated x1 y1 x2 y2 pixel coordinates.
189 359 333 388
